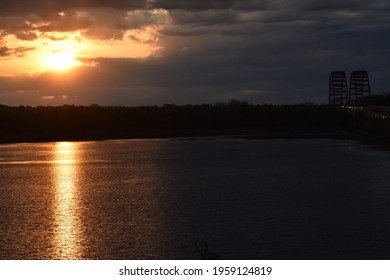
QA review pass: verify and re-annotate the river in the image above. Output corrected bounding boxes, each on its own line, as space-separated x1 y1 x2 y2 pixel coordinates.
1 138 389 259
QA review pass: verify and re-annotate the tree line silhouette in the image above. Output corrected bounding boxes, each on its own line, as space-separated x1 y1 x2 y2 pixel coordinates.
365 92 390 106
0 100 388 143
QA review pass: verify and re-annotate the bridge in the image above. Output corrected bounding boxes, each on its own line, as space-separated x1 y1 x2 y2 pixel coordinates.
329 70 371 106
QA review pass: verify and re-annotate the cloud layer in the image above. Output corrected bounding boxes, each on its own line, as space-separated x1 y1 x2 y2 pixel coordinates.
1 0 389 105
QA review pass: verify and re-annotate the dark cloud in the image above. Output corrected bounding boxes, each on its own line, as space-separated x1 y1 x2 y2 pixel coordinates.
166 9 239 26
0 45 34 57
153 0 241 10
0 0 266 16
0 1 148 16
296 0 390 11
0 7 171 41
0 0 389 15
36 10 92 33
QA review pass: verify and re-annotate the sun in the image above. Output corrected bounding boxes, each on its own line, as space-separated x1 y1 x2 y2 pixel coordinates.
46 50 81 71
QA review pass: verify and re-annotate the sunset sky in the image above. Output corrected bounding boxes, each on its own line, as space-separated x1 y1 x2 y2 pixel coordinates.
0 0 389 106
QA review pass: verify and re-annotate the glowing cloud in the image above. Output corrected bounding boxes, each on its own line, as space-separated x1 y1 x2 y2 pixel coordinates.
0 8 171 75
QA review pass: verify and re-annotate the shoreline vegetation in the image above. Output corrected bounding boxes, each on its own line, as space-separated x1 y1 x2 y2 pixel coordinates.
1 101 389 146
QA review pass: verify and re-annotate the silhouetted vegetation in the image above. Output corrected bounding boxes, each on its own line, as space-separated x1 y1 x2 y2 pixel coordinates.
348 108 390 141
0 101 388 143
195 242 220 260
364 92 390 106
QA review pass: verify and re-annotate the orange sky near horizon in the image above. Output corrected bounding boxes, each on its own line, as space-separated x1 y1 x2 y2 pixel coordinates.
0 9 170 76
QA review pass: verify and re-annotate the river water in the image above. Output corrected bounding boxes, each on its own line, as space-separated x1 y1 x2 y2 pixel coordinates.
0 138 390 259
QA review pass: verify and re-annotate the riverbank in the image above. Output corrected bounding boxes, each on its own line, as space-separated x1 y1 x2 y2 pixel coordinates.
0 103 388 146
0 126 371 145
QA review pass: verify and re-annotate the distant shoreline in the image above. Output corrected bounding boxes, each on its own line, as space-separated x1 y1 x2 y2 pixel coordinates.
1 128 390 153
1 104 389 148
0 126 366 145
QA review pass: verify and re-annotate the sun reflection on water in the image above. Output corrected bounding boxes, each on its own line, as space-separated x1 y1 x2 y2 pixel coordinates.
53 142 83 259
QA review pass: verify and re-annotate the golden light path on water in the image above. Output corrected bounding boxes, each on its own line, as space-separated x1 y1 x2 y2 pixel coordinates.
53 142 83 259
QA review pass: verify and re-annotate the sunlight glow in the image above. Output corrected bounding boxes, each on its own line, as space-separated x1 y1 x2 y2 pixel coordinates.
0 8 172 76
53 142 83 259
46 50 80 71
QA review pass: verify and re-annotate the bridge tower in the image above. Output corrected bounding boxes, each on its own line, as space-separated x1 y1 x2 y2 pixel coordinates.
348 71 371 106
329 71 348 105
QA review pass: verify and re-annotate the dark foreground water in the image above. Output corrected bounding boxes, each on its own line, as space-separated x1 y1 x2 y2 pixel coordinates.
0 138 390 260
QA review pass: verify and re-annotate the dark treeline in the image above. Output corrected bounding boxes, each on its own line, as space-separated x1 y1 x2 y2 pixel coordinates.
0 100 386 143
0 101 352 142
365 92 390 106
